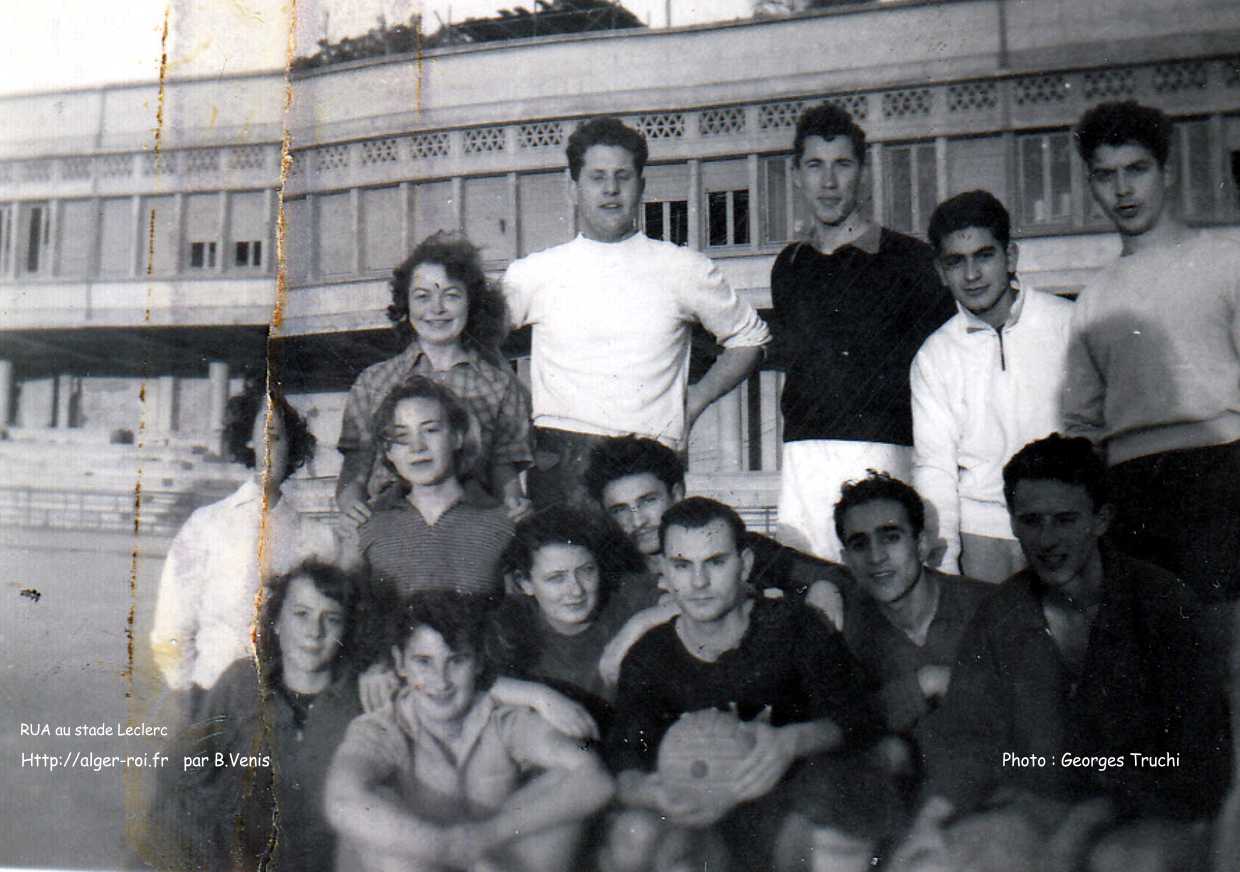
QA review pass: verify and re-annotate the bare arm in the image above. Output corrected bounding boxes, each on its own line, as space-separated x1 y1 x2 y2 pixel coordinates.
325 740 462 866
461 721 615 859
685 346 764 434
490 676 598 740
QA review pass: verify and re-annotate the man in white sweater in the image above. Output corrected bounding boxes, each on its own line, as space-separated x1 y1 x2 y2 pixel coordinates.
1064 101 1240 603
502 117 770 509
911 190 1073 582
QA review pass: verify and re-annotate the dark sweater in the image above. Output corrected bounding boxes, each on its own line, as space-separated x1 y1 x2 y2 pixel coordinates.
770 229 953 446
916 549 1231 819
607 597 881 773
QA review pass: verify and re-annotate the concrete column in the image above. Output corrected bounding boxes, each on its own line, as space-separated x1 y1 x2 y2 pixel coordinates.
759 370 781 473
208 362 230 453
156 375 177 434
0 359 13 427
687 159 702 251
56 374 74 429
717 384 744 472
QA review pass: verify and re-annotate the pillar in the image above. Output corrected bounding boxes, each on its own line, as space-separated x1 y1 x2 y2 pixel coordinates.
156 375 177 434
56 374 74 429
717 384 744 472
0 360 12 427
208 361 229 454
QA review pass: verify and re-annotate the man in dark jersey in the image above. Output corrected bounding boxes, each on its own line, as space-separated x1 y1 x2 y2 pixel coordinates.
771 103 954 562
606 497 892 870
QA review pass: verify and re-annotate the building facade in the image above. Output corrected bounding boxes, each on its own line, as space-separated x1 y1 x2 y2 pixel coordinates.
2 0 1239 529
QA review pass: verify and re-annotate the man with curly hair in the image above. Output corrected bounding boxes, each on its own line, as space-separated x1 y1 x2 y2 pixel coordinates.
502 116 770 510
1064 100 1240 603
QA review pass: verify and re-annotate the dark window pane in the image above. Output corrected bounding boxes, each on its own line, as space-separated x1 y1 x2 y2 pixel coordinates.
764 158 787 244
207 242 217 267
644 202 664 241
235 241 250 266
734 190 750 245
190 242 205 268
708 191 729 246
668 201 688 246
887 148 913 234
26 207 42 272
253 240 262 266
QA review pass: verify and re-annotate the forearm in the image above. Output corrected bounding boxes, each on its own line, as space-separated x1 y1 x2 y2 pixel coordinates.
326 773 454 864
781 717 844 759
686 346 764 424
615 769 664 812
335 448 373 505
479 762 614 848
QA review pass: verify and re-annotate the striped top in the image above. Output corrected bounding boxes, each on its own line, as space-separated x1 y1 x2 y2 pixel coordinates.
358 496 514 601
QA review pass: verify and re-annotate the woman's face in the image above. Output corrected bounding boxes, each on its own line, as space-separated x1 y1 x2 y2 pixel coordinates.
408 262 469 348
518 543 602 635
275 575 347 678
249 395 291 486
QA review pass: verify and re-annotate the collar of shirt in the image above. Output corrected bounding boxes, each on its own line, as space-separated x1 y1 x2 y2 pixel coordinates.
394 685 497 758
799 220 882 257
399 338 481 373
961 284 1026 335
222 476 298 510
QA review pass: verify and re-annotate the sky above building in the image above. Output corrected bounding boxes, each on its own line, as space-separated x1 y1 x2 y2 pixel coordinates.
2 0 754 96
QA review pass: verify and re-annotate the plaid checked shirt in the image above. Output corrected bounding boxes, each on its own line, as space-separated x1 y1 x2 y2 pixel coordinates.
338 341 533 497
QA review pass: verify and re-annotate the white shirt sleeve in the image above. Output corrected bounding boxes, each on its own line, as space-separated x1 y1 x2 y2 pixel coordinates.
500 258 535 331
911 344 963 573
149 514 206 690
676 251 771 350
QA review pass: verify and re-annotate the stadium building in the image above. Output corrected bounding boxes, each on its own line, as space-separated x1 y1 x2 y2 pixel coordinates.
2 0 1239 534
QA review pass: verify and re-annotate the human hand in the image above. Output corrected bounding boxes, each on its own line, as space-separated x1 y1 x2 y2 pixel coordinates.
358 662 400 714
729 721 796 804
916 665 952 701
504 494 533 523
653 775 733 829
530 686 599 741
343 500 373 527
805 579 845 631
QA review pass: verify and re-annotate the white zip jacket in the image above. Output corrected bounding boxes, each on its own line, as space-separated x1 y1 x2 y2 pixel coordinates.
911 288 1074 571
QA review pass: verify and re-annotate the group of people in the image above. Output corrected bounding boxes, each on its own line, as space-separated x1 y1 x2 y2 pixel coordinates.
143 96 1240 872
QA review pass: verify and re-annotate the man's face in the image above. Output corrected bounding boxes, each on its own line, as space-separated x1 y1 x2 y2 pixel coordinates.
1086 143 1172 239
384 396 459 488
792 135 864 229
1010 479 1110 591
408 262 468 348
572 144 644 243
935 227 1018 326
602 473 684 556
662 519 754 625
398 625 481 726
839 499 927 606
275 575 347 678
250 396 291 487
518 542 602 635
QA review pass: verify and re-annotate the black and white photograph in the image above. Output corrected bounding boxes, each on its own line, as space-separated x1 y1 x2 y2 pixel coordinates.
2 1 1239 869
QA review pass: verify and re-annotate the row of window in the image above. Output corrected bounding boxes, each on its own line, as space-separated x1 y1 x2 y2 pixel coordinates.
3 117 1237 283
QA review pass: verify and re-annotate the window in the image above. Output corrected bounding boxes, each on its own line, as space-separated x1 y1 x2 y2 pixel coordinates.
519 172 572 256
58 199 96 277
229 190 269 272
1176 118 1216 222
98 198 132 277
946 135 1007 203
189 241 217 268
708 189 750 247
10 202 52 275
464 176 514 262
234 241 263 268
316 191 355 277
143 195 177 274
361 185 403 272
643 200 688 246
761 156 789 245
283 197 312 283
1018 132 1072 227
0 204 12 275
412 179 457 242
884 143 938 236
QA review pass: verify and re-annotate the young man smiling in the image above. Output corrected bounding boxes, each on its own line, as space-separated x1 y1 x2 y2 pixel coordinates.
1064 100 1240 603
503 117 770 510
834 473 992 734
771 104 954 562
917 435 1228 823
911 190 1074 581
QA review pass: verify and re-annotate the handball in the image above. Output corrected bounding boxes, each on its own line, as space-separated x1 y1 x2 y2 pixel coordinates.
656 708 756 806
